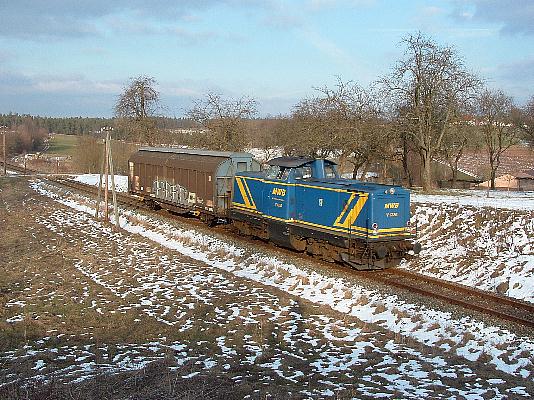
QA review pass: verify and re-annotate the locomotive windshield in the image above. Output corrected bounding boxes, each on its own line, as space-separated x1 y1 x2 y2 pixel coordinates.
325 164 337 179
294 166 312 179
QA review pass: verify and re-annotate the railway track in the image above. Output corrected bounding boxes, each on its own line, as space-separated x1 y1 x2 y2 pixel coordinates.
3 162 37 174
361 269 534 329
6 165 534 329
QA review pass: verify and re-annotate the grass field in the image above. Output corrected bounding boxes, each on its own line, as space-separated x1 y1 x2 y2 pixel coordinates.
44 134 79 157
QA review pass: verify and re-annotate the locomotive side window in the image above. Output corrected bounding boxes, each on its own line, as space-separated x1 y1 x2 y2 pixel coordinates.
237 162 247 172
265 165 290 180
294 166 312 180
278 168 290 180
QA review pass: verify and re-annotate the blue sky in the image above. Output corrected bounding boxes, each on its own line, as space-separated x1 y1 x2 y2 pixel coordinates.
0 0 533 117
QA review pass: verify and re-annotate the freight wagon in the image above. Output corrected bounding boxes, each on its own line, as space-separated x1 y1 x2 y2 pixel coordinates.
128 147 260 223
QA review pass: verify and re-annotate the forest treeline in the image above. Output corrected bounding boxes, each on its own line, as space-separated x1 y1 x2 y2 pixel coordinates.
0 114 194 136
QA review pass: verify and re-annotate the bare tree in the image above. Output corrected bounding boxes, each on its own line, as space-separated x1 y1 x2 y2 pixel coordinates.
245 118 282 162
439 118 475 187
514 95 534 145
477 89 519 189
316 78 392 179
391 105 417 187
115 76 161 145
276 78 390 180
188 92 257 152
13 118 48 154
381 33 480 191
275 96 337 158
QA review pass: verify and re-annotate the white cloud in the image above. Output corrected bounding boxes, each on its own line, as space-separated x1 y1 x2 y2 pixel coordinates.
0 1 229 41
452 0 534 36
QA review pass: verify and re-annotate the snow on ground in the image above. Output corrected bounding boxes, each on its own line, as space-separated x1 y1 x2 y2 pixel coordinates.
405 190 534 303
72 174 128 193
24 180 534 391
412 189 534 211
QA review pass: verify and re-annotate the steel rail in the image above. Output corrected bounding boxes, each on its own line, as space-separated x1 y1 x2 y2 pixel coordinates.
361 269 534 328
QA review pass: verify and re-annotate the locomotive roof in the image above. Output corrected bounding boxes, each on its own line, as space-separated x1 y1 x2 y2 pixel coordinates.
138 147 254 159
267 156 337 168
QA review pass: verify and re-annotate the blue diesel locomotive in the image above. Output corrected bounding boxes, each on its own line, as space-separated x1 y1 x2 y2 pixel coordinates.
230 156 420 270
128 148 419 270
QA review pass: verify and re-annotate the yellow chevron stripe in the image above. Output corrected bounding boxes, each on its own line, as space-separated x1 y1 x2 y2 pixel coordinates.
342 195 368 227
333 194 368 228
235 177 256 209
333 193 355 227
242 178 256 208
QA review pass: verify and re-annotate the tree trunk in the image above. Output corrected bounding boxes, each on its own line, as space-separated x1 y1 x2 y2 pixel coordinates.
488 154 497 190
420 151 433 192
360 161 371 182
352 164 359 180
402 134 413 187
490 168 497 190
451 168 458 189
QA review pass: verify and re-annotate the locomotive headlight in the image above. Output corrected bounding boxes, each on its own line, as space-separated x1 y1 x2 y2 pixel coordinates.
372 222 379 235
389 188 395 194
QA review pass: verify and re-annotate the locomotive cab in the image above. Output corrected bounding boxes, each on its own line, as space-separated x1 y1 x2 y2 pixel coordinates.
264 158 339 181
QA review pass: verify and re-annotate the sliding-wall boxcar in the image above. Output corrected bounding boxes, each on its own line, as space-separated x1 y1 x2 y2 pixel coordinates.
128 147 260 222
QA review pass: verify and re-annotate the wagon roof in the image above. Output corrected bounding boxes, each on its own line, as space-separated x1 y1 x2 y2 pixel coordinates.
138 147 254 159
267 156 337 168
130 147 257 176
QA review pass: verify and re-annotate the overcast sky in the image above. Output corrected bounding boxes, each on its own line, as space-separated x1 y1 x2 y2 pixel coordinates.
0 0 533 117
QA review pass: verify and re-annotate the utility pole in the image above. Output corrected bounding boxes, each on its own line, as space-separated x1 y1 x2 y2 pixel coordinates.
1 125 7 176
95 127 119 229
95 136 106 219
104 135 110 221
